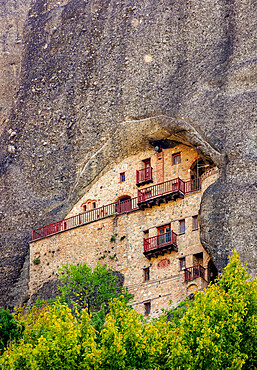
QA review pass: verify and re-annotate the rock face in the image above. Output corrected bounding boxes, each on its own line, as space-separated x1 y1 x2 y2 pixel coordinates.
0 0 256 308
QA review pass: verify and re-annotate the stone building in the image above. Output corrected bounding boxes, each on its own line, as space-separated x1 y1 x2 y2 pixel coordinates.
30 142 219 317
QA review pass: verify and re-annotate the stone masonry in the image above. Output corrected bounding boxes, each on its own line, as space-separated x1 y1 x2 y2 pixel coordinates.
30 143 219 317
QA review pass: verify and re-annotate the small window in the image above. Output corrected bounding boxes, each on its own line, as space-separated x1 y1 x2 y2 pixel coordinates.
144 302 151 316
192 215 198 230
92 202 96 209
179 219 185 234
179 257 186 270
144 267 150 281
83 205 87 212
172 152 181 165
120 172 125 182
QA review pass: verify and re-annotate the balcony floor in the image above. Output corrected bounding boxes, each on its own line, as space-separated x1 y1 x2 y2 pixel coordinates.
144 243 178 260
138 190 184 210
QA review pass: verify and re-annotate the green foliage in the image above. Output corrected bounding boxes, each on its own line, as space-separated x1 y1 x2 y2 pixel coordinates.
1 252 256 370
0 301 100 370
0 308 24 354
167 251 257 369
58 262 133 312
109 253 117 260
32 257 40 265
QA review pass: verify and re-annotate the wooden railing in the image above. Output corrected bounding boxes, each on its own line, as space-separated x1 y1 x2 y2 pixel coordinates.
136 167 153 185
184 264 205 282
138 177 185 203
32 198 138 241
32 177 201 241
144 231 177 253
184 177 201 193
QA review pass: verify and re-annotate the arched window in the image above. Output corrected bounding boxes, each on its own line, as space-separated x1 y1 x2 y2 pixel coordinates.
190 158 212 179
81 200 97 212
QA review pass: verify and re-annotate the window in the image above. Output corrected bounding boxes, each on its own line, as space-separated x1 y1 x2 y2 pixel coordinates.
157 224 171 234
179 257 186 270
92 202 96 209
143 158 151 168
144 302 151 316
144 267 150 281
179 219 185 234
192 215 198 230
120 172 125 182
83 205 87 212
143 158 151 178
172 152 181 165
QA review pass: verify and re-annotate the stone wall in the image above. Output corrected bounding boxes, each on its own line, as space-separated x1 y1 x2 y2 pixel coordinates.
30 145 216 316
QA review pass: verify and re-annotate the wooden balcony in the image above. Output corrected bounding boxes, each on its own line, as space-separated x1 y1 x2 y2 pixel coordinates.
143 231 178 259
32 198 139 241
184 264 206 282
137 178 185 210
32 177 201 241
136 167 153 186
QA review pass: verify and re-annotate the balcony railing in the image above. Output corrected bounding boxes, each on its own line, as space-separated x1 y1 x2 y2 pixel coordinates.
138 177 185 204
136 167 153 185
184 177 201 193
144 231 177 253
32 197 139 241
184 264 205 282
32 177 201 241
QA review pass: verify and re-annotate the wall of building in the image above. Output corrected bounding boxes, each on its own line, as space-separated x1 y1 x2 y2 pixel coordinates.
30 145 218 317
67 144 198 216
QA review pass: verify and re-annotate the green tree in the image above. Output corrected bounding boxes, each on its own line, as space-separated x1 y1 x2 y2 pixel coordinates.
1 251 256 370
166 251 257 370
0 308 24 354
58 262 133 313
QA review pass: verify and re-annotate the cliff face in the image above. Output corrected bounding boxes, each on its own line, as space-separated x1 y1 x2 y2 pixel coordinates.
0 0 256 308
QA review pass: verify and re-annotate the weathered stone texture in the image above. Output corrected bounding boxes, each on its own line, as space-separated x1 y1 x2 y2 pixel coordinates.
0 0 256 308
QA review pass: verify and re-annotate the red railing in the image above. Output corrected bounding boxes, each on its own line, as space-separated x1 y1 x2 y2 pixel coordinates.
32 177 201 241
138 177 185 203
136 167 153 185
185 177 201 193
144 231 177 253
32 198 138 241
184 264 205 282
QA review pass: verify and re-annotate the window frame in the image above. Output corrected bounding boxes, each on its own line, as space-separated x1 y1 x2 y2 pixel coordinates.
143 158 151 168
120 172 126 182
192 215 198 230
179 257 186 270
157 224 171 235
179 219 185 234
172 152 181 165
143 267 150 281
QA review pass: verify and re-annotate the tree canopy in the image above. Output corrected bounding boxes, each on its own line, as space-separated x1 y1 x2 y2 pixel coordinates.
58 262 132 312
0 252 256 369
